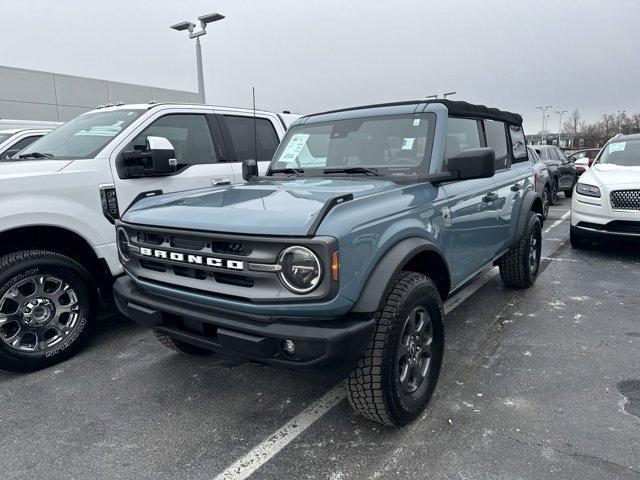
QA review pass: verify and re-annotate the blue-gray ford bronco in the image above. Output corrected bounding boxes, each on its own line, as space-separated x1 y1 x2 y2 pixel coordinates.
113 100 543 426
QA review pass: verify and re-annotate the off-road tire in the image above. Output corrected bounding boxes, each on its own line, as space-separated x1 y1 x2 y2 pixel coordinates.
346 272 444 426
542 185 550 220
550 178 559 205
0 250 96 372
498 211 542 288
153 330 212 356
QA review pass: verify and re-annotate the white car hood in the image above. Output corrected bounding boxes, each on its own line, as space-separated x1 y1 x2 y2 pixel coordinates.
583 164 640 186
0 160 72 180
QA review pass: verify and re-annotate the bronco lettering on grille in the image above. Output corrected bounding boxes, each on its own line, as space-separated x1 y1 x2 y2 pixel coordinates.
139 247 244 270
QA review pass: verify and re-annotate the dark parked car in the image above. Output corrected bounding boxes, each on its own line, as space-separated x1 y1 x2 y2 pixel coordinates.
533 145 578 202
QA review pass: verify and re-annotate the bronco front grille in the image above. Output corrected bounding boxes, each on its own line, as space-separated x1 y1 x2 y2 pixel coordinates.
117 223 337 303
610 190 640 211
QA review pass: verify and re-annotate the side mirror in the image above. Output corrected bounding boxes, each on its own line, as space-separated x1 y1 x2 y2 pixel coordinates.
121 136 176 177
447 147 495 181
242 158 259 182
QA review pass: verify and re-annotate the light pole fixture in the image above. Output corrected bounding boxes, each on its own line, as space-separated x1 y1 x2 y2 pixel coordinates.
425 94 438 99
555 110 567 147
443 91 457 98
536 105 553 144
170 12 225 103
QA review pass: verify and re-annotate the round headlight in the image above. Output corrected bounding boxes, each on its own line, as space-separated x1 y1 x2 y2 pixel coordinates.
277 246 322 294
117 228 131 262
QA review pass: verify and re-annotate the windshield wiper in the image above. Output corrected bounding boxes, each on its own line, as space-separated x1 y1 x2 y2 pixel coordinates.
18 152 55 159
268 167 305 176
323 167 381 176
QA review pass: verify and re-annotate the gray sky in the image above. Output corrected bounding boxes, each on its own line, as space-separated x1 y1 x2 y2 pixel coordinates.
2 0 639 134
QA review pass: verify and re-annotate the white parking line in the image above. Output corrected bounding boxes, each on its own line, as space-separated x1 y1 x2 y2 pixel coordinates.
544 210 570 234
214 211 572 480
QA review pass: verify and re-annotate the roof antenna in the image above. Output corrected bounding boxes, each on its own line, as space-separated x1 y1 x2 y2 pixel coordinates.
252 86 258 161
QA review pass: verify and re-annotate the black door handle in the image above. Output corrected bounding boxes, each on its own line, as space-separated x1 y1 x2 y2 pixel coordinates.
511 183 521 192
483 192 499 203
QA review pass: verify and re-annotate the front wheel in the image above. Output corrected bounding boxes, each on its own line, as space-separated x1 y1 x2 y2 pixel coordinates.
550 178 559 205
564 189 573 198
154 330 212 356
346 272 444 426
0 250 96 372
498 211 542 288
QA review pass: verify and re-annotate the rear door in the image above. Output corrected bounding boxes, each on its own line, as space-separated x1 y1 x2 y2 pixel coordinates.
444 117 500 284
110 107 236 213
491 123 533 252
215 113 283 176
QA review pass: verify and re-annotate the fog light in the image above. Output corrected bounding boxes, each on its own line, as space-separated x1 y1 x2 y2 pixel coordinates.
281 339 296 356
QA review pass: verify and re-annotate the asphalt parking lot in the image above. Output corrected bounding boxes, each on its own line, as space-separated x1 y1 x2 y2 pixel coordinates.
1 197 638 480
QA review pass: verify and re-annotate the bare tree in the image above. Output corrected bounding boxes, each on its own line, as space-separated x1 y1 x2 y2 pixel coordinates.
563 109 582 135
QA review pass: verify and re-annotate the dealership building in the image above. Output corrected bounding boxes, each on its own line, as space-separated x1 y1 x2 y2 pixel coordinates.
0 65 198 123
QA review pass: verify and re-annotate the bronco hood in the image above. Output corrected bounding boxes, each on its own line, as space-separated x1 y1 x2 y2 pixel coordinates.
123 178 400 236
585 163 640 186
0 159 72 179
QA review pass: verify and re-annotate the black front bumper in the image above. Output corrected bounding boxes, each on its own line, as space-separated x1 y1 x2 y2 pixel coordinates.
113 276 376 374
573 222 640 241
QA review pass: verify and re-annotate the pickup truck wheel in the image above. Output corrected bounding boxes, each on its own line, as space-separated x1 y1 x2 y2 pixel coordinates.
0 250 96 372
153 330 212 356
550 178 559 205
346 272 444 426
542 185 550 220
498 211 542 288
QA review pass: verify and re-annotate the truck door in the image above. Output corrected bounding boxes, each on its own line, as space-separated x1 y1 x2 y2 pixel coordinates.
487 122 531 253
109 108 236 214
214 113 284 177
444 117 500 285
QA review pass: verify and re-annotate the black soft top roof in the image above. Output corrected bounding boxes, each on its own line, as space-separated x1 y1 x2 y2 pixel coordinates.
308 99 523 126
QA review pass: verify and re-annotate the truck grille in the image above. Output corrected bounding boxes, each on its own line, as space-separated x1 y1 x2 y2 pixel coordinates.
118 223 335 303
610 190 640 211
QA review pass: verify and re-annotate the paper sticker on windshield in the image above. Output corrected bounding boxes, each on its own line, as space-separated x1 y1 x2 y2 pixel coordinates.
402 138 415 150
280 133 310 163
413 119 420 126
608 142 626 153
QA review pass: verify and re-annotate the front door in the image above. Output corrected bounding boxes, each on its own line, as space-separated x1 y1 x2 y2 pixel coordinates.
110 109 236 214
442 117 499 286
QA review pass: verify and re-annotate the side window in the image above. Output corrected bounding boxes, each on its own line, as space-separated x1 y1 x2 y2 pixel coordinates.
445 117 481 164
509 125 528 163
129 114 216 166
484 120 509 170
5 135 42 157
547 148 559 160
556 148 568 163
535 148 546 160
527 148 538 163
223 116 280 162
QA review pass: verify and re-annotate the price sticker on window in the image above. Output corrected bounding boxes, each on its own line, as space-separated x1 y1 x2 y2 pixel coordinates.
280 133 310 163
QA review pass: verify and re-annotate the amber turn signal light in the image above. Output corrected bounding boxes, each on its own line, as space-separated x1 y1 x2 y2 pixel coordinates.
331 251 340 282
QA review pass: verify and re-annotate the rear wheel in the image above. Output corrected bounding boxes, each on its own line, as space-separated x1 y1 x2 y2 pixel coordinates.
550 178 559 205
153 330 212 356
0 250 96 372
498 211 542 288
346 272 444 426
542 185 550 220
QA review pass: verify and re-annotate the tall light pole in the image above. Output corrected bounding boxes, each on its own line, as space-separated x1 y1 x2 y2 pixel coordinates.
555 110 567 147
171 13 225 103
536 105 552 144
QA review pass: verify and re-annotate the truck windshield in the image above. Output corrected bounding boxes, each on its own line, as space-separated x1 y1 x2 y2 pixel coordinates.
597 139 640 167
269 113 433 177
17 109 143 160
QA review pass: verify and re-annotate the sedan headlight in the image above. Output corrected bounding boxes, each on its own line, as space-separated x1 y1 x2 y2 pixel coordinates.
277 246 322 294
576 183 601 198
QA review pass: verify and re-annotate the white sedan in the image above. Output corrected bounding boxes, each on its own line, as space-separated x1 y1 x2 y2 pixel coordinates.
570 133 640 246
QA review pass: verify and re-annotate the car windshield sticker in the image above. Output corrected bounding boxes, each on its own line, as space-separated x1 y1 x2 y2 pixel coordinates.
402 138 415 150
608 142 626 153
413 119 421 126
280 133 310 163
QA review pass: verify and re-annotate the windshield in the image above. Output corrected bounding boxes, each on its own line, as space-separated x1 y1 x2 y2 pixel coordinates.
597 139 640 167
269 113 434 176
0 133 12 144
17 109 143 160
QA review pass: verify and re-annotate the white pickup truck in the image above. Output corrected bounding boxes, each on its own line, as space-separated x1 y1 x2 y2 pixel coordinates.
0 102 298 372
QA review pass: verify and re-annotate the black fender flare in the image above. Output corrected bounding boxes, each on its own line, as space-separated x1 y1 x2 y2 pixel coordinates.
351 237 450 313
510 190 542 248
